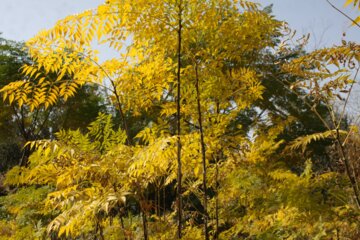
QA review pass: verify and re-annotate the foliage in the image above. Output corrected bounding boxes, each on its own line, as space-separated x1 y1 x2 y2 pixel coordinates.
1 0 360 239
0 35 106 169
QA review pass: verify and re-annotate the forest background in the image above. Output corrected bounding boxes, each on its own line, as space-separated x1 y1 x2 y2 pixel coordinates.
1 0 360 239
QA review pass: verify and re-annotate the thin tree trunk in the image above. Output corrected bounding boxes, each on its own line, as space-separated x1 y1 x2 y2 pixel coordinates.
99 223 105 240
195 63 209 240
138 187 150 240
215 155 219 240
120 215 127 240
113 184 128 240
142 207 149 240
109 80 132 145
95 219 105 240
215 102 220 240
336 130 360 208
163 183 166 221
157 186 161 216
176 0 183 238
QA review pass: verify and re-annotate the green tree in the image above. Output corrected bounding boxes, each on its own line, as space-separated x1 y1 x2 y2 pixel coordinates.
0 35 107 168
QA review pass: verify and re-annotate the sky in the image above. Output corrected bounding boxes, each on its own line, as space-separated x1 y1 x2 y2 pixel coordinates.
1 0 359 114
266 0 360 50
0 0 102 41
0 0 359 49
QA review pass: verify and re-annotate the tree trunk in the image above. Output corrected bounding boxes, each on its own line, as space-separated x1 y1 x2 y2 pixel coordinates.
195 63 209 240
176 0 183 238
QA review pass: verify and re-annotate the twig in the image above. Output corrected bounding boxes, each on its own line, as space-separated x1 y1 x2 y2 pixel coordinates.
326 0 360 29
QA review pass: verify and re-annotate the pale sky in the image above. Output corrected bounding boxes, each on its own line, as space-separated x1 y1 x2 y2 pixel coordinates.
0 0 102 41
267 0 360 50
0 0 358 48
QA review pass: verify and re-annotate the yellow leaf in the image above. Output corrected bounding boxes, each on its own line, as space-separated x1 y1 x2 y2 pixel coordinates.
345 0 354 7
353 16 360 25
58 226 65 237
18 98 23 108
2 91 7 101
9 94 14 104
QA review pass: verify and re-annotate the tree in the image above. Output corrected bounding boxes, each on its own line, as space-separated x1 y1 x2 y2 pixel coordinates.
1 0 360 239
0 0 279 238
282 7 360 208
0 36 29 169
0 35 107 168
